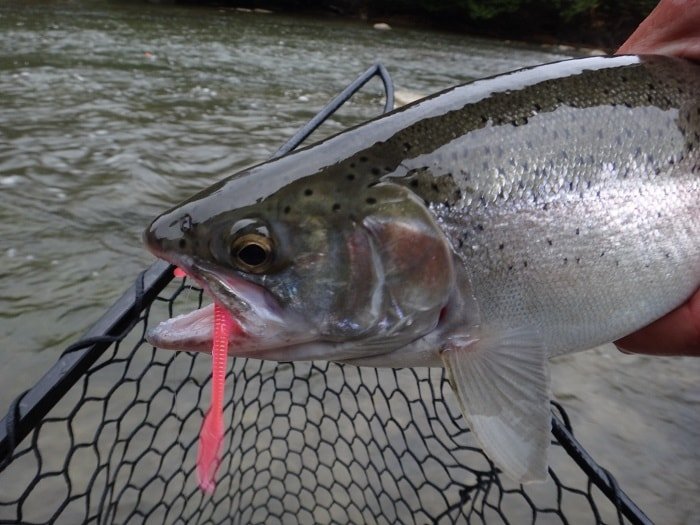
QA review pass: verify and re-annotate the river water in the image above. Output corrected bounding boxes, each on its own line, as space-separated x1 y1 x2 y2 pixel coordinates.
0 2 697 523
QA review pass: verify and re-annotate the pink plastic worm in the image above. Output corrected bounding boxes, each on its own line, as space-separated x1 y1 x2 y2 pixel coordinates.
196 303 235 493
173 267 238 493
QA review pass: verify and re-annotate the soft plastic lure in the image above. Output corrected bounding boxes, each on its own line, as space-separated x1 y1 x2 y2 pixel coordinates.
173 267 236 493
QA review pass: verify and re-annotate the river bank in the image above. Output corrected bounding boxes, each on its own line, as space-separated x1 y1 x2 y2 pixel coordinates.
166 0 655 52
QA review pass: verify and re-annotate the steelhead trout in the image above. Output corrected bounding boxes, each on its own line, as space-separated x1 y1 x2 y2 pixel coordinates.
144 56 700 483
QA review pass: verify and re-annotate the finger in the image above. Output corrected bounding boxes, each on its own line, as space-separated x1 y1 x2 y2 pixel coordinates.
615 290 700 356
616 0 700 61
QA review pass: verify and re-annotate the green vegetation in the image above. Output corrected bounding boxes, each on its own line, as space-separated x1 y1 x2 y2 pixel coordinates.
204 0 659 48
407 0 657 22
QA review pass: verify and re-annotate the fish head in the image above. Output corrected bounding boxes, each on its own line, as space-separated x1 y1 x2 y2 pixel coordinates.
144 164 456 361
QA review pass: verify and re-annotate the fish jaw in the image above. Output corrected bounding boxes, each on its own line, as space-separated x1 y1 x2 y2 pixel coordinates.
147 302 216 353
145 258 319 356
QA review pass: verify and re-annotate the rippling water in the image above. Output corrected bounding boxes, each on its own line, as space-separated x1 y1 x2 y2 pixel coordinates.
0 2 697 523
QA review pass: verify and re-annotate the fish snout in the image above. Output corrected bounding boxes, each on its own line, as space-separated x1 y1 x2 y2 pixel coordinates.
143 209 195 260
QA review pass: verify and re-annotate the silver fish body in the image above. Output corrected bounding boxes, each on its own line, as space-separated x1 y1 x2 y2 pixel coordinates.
145 55 700 483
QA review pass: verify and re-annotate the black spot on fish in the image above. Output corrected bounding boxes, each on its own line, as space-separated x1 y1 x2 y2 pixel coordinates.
332 203 341 212
480 115 488 123
534 103 542 112
284 206 291 214
410 179 419 188
371 167 381 176
350 163 356 168
366 197 376 205
360 156 368 163
403 142 412 151
431 183 439 192
304 189 313 196
178 239 186 249
346 173 355 181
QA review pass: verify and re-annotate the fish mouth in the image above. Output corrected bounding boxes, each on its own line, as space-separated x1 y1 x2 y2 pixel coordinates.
146 255 316 356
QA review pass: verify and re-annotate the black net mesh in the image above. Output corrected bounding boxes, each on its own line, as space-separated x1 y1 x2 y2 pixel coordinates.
0 276 645 524
0 64 651 525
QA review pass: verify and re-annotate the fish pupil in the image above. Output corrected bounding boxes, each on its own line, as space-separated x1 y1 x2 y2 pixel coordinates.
238 243 268 267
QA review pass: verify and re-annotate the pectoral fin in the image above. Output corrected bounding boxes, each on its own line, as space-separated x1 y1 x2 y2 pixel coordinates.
441 328 551 484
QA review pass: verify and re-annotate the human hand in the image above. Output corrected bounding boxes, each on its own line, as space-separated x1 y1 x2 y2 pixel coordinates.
616 0 700 61
615 292 700 356
613 0 700 356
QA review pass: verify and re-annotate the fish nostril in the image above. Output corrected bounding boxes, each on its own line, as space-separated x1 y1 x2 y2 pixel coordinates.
180 214 193 233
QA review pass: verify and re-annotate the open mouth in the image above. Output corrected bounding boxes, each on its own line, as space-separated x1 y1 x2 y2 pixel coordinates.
145 257 315 355
146 302 219 353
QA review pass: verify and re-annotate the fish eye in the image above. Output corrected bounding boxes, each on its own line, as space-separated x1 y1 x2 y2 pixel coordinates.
231 233 274 273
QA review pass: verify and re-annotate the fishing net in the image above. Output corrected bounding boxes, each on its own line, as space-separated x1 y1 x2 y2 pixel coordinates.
0 65 650 525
